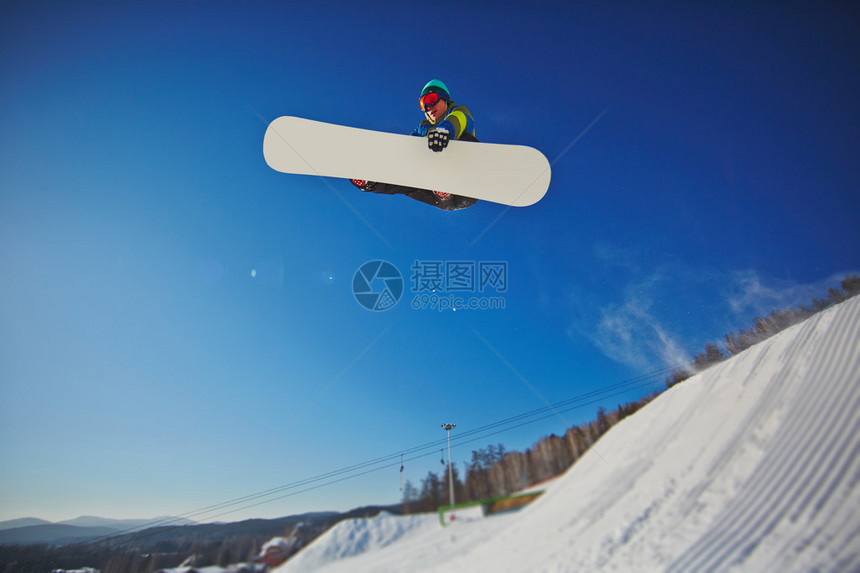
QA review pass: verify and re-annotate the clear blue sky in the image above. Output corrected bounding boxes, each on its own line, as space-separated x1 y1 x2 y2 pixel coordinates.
1 1 858 522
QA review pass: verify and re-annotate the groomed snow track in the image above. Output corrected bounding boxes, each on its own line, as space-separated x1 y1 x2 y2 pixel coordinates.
279 296 860 572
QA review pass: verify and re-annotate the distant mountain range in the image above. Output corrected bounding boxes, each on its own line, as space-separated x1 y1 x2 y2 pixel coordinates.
0 515 198 545
0 507 396 548
0 517 52 531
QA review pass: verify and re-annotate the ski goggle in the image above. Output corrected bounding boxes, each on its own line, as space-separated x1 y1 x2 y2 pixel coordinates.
420 92 446 111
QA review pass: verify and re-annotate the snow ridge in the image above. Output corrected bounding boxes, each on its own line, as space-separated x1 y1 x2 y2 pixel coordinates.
278 512 438 572
278 297 860 572
667 299 860 572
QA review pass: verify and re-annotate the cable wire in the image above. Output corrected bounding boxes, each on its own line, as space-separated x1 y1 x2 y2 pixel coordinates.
81 365 674 545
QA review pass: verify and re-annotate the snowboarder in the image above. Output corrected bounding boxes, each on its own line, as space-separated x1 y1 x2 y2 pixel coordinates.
350 79 479 211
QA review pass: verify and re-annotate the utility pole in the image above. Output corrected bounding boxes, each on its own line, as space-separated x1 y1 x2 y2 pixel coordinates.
441 423 456 506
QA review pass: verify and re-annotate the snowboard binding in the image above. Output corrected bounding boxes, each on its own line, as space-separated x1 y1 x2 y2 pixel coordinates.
350 179 377 192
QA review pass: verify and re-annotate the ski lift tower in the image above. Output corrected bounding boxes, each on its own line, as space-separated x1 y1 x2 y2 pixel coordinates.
442 423 456 506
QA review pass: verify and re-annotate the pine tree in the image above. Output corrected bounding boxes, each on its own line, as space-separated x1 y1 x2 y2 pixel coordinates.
842 274 860 296
401 480 419 513
440 463 466 505
418 471 444 510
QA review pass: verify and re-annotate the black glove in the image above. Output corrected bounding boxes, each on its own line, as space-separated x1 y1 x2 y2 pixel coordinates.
427 128 450 152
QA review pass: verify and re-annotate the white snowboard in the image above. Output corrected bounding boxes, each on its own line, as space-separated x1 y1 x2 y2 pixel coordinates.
263 116 551 207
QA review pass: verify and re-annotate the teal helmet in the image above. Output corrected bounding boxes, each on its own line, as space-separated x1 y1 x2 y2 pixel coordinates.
420 79 451 100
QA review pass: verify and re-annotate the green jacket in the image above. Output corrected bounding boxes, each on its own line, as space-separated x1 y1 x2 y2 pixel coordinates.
411 101 477 140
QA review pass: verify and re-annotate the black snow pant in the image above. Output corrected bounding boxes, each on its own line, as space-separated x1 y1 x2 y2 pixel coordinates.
365 183 478 211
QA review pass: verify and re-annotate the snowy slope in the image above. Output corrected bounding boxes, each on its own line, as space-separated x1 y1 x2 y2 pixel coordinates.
278 512 439 571
278 297 860 572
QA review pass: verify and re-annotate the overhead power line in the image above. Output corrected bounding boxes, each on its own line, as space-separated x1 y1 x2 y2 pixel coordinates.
83 365 675 545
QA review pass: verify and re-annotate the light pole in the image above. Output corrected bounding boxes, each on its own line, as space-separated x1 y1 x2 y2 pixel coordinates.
442 423 456 506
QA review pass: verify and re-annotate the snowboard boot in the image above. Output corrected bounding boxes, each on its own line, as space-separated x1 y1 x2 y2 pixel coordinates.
432 191 477 211
453 196 478 210
433 191 453 206
350 179 377 192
